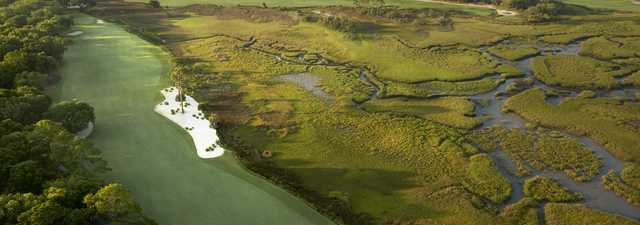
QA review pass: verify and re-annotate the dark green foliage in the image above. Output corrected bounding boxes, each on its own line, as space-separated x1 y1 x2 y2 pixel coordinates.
523 0 563 22
44 100 95 133
0 1 155 225
148 0 160 8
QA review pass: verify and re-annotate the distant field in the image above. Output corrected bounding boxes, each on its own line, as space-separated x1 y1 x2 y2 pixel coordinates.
126 0 494 15
560 0 640 12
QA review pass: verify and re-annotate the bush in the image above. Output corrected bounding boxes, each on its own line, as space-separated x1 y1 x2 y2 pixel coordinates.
44 100 95 133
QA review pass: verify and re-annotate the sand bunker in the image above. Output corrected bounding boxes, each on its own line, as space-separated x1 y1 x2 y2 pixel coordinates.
66 31 84 36
76 122 94 139
155 87 224 159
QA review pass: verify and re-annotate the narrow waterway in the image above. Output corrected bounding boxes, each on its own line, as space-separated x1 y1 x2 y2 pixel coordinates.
473 39 640 219
48 14 333 225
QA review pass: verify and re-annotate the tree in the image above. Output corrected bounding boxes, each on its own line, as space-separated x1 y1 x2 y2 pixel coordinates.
14 71 47 89
83 183 141 219
6 160 49 193
148 0 160 8
16 201 67 225
44 100 95 133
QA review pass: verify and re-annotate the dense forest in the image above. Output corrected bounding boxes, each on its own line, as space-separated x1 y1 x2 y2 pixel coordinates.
0 0 154 224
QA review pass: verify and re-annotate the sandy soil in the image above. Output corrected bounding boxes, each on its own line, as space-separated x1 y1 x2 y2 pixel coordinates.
155 87 225 159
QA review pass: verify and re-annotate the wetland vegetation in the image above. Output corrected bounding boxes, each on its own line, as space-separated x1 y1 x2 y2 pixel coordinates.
4 0 640 224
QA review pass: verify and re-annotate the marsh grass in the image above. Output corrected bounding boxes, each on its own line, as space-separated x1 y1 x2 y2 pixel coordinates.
530 55 633 89
580 37 640 60
503 88 640 162
492 127 602 181
361 97 480 129
523 176 581 202
544 203 640 225
488 45 540 61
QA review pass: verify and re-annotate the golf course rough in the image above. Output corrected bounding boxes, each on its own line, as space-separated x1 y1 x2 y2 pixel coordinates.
49 14 334 225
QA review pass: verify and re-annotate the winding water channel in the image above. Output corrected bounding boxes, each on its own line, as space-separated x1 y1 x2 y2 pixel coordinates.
474 40 640 219
47 14 333 225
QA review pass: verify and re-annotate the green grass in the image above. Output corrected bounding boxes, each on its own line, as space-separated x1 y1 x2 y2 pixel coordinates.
540 33 592 44
361 97 480 129
544 203 640 225
464 153 512 203
580 36 640 60
530 55 632 89
499 198 540 225
559 0 640 12
602 164 640 206
383 77 503 98
491 127 602 181
503 88 640 162
49 14 332 225
488 45 540 61
523 176 581 202
621 163 640 189
625 71 640 86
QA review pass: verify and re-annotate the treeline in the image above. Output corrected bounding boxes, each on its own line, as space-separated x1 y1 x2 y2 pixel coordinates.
0 1 154 225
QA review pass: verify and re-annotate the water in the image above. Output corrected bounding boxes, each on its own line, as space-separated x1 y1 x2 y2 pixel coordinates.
48 14 333 225
473 39 640 219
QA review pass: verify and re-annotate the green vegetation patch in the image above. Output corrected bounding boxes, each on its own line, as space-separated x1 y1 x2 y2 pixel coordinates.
310 67 374 103
361 97 481 129
384 77 503 98
621 163 640 190
360 44 499 83
602 165 640 206
540 33 592 44
488 45 540 61
535 133 602 182
580 37 640 60
464 153 512 203
523 176 581 202
492 128 602 181
503 88 640 162
625 72 640 87
499 198 540 225
545 203 640 225
559 0 640 12
530 55 632 89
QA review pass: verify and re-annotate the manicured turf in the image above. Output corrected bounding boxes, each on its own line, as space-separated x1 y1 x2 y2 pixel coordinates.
560 0 640 12
48 14 333 225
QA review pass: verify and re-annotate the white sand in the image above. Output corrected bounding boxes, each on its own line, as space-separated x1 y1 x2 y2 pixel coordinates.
96 19 105 24
155 87 225 159
76 122 94 139
66 31 84 36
